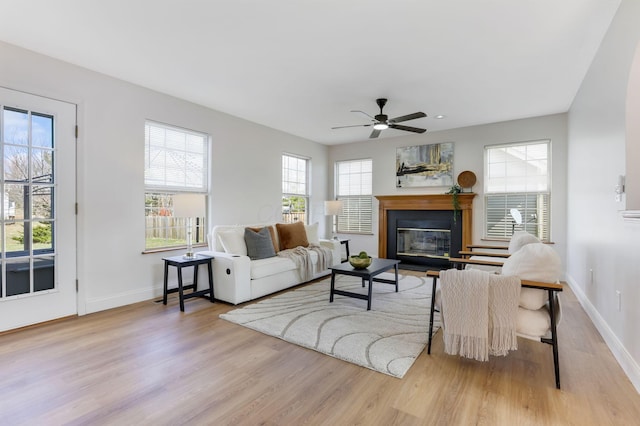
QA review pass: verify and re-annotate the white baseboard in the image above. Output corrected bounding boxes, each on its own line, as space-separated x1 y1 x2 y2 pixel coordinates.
84 286 162 314
566 274 640 394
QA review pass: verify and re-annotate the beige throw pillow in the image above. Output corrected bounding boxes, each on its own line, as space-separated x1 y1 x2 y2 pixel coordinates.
217 229 247 256
305 222 320 245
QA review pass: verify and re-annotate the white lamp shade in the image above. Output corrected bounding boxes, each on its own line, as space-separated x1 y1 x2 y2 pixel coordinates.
324 200 343 216
510 208 523 225
173 193 206 217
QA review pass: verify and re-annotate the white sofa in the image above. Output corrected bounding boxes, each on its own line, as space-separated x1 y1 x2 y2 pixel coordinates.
200 223 341 304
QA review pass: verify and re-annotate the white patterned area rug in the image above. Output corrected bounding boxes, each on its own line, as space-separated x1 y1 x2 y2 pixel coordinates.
220 273 439 378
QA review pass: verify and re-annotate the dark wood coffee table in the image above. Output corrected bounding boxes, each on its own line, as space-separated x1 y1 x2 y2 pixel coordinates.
329 258 400 310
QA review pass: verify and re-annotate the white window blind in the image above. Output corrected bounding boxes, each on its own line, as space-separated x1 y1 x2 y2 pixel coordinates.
484 140 550 241
336 159 373 234
144 122 208 193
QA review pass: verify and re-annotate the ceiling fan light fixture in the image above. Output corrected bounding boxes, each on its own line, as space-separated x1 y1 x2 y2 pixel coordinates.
373 123 389 130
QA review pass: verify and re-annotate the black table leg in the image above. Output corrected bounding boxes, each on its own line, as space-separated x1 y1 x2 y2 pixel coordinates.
207 261 215 302
192 264 199 293
163 260 169 305
330 271 336 303
394 264 399 292
428 275 437 354
177 266 185 312
367 277 373 310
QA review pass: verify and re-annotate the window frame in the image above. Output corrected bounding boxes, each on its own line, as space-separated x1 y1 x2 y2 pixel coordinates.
144 121 209 251
484 139 551 242
335 158 373 235
281 153 310 225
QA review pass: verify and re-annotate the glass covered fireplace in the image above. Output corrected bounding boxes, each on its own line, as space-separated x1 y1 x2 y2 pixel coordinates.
397 226 451 259
389 215 459 270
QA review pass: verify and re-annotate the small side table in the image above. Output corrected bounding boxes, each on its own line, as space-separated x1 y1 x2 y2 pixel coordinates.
162 254 214 312
339 239 350 263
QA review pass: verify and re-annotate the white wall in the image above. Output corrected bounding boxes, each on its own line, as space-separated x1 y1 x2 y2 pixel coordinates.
328 114 568 267
567 0 640 391
0 41 330 315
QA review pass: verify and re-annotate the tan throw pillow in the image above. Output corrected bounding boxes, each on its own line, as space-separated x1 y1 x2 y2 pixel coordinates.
276 221 309 250
247 226 279 253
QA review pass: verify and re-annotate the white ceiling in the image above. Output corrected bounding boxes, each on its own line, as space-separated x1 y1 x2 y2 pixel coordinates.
0 0 621 145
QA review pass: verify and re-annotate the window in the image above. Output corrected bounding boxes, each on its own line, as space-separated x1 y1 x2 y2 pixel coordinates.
335 159 373 234
144 121 208 250
484 140 550 241
281 153 309 224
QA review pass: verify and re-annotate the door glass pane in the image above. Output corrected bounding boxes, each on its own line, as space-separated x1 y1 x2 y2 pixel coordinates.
31 113 53 148
5 222 26 256
34 256 55 292
3 108 29 145
6 258 31 296
4 145 29 181
32 186 53 219
5 184 25 221
32 221 53 252
32 149 53 182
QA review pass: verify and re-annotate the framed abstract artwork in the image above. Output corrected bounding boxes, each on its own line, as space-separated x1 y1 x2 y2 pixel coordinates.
396 142 454 188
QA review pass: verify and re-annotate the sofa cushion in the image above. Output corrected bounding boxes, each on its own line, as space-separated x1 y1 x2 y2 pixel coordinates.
218 229 247 256
250 256 297 280
244 227 277 260
276 221 309 250
517 306 551 338
247 225 279 253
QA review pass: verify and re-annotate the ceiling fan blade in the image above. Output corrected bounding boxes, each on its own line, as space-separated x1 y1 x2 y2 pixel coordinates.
369 128 382 138
389 124 427 133
331 123 373 129
389 112 427 123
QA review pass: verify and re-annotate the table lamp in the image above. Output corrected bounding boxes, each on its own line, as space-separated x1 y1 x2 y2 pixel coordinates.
173 193 205 259
324 200 343 240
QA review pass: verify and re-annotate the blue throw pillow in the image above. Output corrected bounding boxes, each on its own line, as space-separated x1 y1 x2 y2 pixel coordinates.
244 227 277 260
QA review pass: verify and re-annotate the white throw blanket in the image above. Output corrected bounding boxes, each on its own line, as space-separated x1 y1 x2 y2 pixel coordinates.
277 244 333 282
440 269 520 361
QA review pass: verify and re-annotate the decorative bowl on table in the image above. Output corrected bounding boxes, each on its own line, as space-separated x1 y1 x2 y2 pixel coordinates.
349 255 372 269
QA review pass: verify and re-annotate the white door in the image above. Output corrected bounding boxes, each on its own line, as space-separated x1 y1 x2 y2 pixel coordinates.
0 87 77 331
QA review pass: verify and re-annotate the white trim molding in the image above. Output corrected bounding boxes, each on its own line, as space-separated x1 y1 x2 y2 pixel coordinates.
566 274 640 393
621 210 640 222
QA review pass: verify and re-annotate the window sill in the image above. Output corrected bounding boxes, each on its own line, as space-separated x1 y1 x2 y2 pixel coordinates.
142 243 207 255
621 210 640 222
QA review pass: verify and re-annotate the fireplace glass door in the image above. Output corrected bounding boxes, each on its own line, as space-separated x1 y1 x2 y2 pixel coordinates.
396 227 451 259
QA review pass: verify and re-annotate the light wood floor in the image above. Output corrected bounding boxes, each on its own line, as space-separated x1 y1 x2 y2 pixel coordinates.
1 270 639 425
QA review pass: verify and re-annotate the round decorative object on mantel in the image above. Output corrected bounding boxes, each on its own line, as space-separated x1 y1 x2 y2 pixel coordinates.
457 170 477 190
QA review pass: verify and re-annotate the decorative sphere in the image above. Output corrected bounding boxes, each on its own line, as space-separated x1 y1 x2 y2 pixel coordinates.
349 255 372 269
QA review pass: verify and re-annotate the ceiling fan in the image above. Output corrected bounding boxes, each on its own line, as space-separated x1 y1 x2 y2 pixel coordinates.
332 98 427 138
